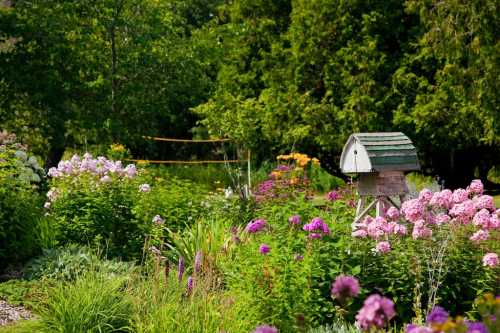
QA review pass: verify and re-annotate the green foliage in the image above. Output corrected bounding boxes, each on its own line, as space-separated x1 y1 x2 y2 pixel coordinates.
309 165 345 193
0 142 43 268
47 166 209 260
0 279 48 308
39 272 133 333
0 320 42 333
131 272 256 333
23 245 133 281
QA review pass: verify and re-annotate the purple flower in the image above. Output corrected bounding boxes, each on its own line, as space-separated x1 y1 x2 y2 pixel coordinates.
178 256 185 282
186 276 193 294
331 275 360 301
405 324 433 333
152 215 164 225
139 183 151 192
355 294 396 331
259 244 270 255
426 305 449 324
326 190 340 201
253 325 278 333
194 250 202 273
466 321 488 333
288 215 301 225
245 219 267 233
303 217 330 237
294 254 304 261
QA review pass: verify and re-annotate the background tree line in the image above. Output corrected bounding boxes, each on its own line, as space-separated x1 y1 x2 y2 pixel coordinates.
0 0 498 188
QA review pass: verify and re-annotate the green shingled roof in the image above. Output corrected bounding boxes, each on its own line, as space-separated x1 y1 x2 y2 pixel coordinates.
352 132 420 172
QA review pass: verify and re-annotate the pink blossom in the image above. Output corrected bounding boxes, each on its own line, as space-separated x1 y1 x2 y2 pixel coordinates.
394 224 408 236
473 195 495 211
406 325 433 333
331 275 360 301
473 209 491 228
259 244 270 255
452 188 470 204
384 222 398 234
375 241 391 254
429 189 452 209
352 229 368 238
43 201 51 209
449 200 476 224
412 220 432 240
355 294 396 330
470 230 489 242
100 175 111 183
385 207 400 220
152 215 164 225
482 253 498 267
401 199 425 222
468 179 484 195
139 183 151 192
245 219 267 233
435 213 451 225
367 221 385 239
288 215 301 225
303 217 330 235
125 164 136 178
326 190 340 201
418 189 433 203
490 215 500 229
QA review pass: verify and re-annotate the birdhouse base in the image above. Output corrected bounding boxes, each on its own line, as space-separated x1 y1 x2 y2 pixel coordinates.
352 194 408 228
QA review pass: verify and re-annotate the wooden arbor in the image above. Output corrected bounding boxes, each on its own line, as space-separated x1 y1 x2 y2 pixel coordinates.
340 132 420 226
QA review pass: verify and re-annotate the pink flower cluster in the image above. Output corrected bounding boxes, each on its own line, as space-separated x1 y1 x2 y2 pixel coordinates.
245 219 267 233
303 217 330 239
48 153 137 180
355 294 396 331
352 180 499 265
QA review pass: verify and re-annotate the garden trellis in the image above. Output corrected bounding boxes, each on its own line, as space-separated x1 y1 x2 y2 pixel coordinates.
126 136 252 197
340 132 420 226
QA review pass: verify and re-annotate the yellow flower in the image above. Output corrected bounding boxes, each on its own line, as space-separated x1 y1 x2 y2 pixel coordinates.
110 143 126 153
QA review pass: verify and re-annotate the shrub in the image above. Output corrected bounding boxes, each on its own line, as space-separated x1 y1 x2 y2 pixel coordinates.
23 245 133 281
39 271 133 333
45 154 208 260
0 133 44 268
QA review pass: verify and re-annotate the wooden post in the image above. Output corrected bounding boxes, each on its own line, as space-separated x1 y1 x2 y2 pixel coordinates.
375 197 384 217
247 149 251 197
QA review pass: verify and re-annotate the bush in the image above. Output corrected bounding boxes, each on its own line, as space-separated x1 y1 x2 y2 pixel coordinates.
39 272 133 333
0 134 44 268
23 245 133 281
45 154 209 260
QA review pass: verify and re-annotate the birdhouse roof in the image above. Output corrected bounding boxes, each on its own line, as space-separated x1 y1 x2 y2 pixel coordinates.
340 132 420 173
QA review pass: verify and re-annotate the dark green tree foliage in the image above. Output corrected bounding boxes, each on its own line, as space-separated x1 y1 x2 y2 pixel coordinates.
0 0 498 185
0 0 214 165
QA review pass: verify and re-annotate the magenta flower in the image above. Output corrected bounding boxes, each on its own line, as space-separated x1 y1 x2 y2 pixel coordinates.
473 209 491 229
186 276 193 294
152 215 164 225
326 190 340 201
435 213 451 225
375 241 391 254
466 321 488 333
288 215 301 225
178 256 185 282
294 254 304 261
259 244 270 255
468 179 484 194
452 188 470 204
474 195 495 211
139 183 151 192
418 188 433 203
385 207 400 220
426 305 449 324
194 250 202 273
482 253 498 267
401 199 425 222
470 230 489 242
245 219 267 233
331 275 360 301
430 189 452 209
352 229 368 238
303 217 330 237
405 325 433 333
253 325 278 333
355 294 396 331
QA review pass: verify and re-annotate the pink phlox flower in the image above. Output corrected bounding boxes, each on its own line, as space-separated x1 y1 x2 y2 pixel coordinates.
429 189 452 209
489 214 500 229
412 220 432 240
375 241 391 254
418 188 433 203
288 215 301 225
468 179 484 195
139 183 151 192
435 213 451 225
482 253 498 267
152 215 164 225
470 230 489 242
355 294 396 330
473 195 494 211
331 275 360 300
401 199 425 223
253 325 278 333
100 175 111 183
303 217 330 235
259 244 270 255
352 229 368 238
326 190 340 201
473 209 491 228
452 188 470 204
125 164 136 178
393 224 407 236
449 200 476 224
405 325 433 333
385 207 400 221
245 219 267 233
367 221 385 239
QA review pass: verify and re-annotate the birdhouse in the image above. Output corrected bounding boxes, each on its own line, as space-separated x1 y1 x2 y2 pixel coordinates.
340 132 420 224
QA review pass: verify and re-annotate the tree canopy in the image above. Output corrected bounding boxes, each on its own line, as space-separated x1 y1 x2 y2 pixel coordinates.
1 0 498 187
